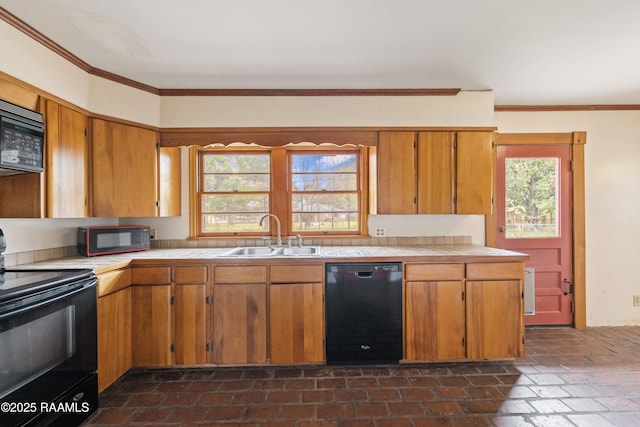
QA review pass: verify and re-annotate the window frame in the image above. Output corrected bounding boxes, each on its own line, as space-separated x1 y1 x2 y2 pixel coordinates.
196 148 272 238
287 148 362 236
191 145 368 239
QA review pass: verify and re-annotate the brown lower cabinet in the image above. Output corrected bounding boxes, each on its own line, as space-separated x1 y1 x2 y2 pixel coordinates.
465 263 525 360
466 280 524 359
405 280 466 360
97 287 131 392
131 284 172 366
96 259 525 391
131 267 173 367
213 283 267 364
212 266 268 364
405 263 466 361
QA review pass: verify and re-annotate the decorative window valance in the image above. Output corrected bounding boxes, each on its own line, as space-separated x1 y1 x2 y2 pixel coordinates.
159 128 378 147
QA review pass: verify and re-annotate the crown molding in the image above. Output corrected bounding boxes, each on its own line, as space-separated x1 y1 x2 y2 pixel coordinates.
495 104 640 112
157 88 461 96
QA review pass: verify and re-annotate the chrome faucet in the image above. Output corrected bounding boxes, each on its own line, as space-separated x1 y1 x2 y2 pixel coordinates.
259 214 282 246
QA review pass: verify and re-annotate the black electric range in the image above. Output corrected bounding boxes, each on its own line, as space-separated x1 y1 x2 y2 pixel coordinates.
0 228 98 427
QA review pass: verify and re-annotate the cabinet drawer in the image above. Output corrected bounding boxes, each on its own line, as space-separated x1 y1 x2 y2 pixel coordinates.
214 266 267 284
131 266 172 284
270 265 323 283
97 268 131 297
405 263 464 281
175 266 208 284
466 262 524 280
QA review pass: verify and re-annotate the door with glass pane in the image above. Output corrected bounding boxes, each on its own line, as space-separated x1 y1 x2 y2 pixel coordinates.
496 145 573 325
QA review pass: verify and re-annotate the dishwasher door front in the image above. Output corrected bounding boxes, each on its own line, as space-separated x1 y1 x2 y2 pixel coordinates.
325 263 403 364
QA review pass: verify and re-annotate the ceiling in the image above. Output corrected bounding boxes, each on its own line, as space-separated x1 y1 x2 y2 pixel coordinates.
2 0 640 106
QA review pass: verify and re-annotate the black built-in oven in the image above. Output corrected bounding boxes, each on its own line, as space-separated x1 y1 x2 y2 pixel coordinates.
0 230 98 427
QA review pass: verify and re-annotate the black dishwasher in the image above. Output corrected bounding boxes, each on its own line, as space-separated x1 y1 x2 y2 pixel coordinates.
325 263 403 364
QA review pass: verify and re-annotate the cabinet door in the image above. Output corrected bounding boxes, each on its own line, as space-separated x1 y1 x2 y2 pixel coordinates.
269 283 324 364
92 119 158 217
417 132 455 214
158 146 181 217
466 280 524 359
456 132 493 214
405 281 465 360
132 285 172 366
377 131 417 214
97 287 131 392
174 284 208 365
213 284 267 364
45 101 89 217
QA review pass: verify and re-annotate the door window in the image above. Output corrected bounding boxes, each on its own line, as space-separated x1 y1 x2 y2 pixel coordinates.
504 157 559 238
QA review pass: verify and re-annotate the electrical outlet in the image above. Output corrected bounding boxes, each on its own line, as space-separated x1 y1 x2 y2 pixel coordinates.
374 227 386 237
634 296 640 307
149 229 157 239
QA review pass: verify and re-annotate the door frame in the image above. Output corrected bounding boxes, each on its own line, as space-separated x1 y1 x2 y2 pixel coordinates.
486 132 587 328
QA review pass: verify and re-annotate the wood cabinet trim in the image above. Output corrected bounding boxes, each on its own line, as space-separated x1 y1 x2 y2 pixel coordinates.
214 266 267 284
466 262 524 280
174 266 208 284
97 268 132 297
269 264 324 283
405 263 465 281
131 266 172 285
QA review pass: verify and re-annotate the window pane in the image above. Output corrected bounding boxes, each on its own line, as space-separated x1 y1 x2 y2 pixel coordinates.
292 173 356 191
202 213 268 233
291 154 357 173
204 174 270 192
201 194 269 213
292 193 358 212
202 154 269 173
505 158 559 238
199 151 271 235
292 212 358 232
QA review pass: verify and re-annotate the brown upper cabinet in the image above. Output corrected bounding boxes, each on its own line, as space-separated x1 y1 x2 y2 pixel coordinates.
377 131 493 215
91 119 181 218
455 132 493 215
45 101 90 218
158 146 182 217
92 119 160 217
377 131 417 214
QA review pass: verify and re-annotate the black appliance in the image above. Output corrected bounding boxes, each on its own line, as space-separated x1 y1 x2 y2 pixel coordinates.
0 229 98 427
0 99 45 176
77 225 151 257
325 262 403 364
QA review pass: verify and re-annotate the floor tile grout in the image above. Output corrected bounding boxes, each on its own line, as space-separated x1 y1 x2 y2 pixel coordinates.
83 327 640 426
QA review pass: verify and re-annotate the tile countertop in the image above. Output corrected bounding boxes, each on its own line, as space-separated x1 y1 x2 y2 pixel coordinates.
15 244 529 274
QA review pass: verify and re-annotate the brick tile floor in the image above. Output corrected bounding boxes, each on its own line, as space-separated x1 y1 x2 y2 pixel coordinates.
83 327 640 426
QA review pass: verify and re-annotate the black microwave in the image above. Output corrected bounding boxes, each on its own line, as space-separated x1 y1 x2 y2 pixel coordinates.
0 99 44 175
78 226 151 257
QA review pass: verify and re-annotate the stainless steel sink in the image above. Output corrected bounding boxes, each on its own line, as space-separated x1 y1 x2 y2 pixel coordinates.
219 246 320 257
281 246 320 256
220 247 280 257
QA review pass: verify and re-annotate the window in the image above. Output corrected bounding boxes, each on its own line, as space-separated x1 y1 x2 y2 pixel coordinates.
198 151 271 236
504 157 559 238
194 146 364 238
290 151 360 234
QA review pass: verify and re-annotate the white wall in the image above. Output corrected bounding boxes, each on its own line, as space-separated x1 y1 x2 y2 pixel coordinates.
159 91 494 127
495 111 640 326
0 218 117 254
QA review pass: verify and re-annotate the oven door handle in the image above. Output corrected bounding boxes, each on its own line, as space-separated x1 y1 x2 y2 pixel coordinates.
0 280 96 321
